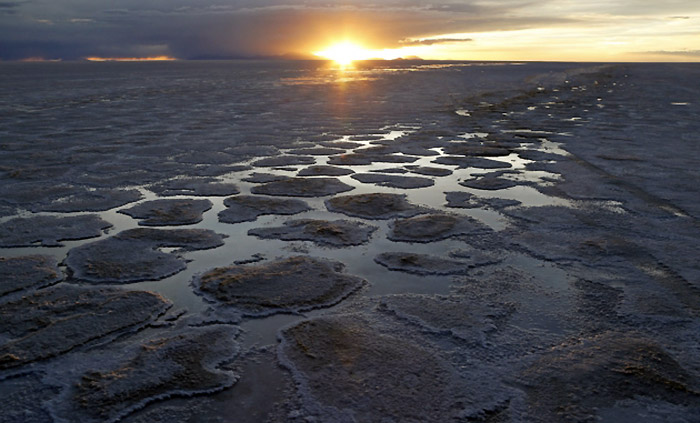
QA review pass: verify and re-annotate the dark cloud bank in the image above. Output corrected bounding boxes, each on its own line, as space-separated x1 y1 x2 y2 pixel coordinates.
0 0 564 60
1 0 697 60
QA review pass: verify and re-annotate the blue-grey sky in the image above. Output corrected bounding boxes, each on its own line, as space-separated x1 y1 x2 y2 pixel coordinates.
1 0 698 61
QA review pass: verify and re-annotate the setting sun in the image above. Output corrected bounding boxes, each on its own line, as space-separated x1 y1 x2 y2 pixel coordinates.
313 41 425 66
314 42 371 65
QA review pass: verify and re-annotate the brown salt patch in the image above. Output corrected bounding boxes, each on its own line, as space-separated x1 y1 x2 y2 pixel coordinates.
249 219 377 247
350 173 434 189
442 144 511 156
219 195 311 224
0 286 170 370
149 178 239 197
520 332 700 422
0 255 62 297
251 177 354 197
119 199 212 226
297 165 355 177
66 229 225 283
279 314 501 421
459 177 519 191
0 215 112 247
67 326 238 423
195 256 364 316
388 213 491 243
251 156 316 167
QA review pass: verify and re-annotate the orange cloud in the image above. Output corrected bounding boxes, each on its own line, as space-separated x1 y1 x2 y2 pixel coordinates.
20 57 62 62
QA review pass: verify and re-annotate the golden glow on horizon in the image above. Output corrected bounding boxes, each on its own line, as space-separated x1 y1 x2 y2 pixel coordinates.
84 56 177 62
308 11 700 64
313 41 416 65
415 23 700 62
314 42 373 65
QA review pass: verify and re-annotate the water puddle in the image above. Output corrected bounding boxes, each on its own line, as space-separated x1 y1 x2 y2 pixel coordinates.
0 122 580 404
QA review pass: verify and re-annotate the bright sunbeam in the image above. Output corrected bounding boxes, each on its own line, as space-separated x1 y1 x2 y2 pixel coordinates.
314 42 372 66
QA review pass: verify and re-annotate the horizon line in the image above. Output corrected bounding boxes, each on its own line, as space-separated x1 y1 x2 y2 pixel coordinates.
4 57 700 64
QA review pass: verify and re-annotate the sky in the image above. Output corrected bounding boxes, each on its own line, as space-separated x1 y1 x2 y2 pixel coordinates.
1 0 699 62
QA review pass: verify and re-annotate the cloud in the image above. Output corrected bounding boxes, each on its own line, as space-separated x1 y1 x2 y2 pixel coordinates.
0 0 698 60
0 0 560 59
103 9 131 16
0 0 22 14
0 1 575 59
0 2 548 60
643 50 700 57
400 37 473 46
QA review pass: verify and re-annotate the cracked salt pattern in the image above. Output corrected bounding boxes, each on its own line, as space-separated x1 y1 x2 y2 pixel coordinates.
1 61 699 422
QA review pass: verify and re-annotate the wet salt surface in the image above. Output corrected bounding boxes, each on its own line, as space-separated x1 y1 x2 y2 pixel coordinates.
1 61 700 422
119 198 212 226
0 255 63 298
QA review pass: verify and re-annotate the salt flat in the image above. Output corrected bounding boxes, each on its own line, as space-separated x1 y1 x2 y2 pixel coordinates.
0 60 698 422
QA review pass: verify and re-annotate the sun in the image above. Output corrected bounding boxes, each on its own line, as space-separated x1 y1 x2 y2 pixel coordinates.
314 42 371 66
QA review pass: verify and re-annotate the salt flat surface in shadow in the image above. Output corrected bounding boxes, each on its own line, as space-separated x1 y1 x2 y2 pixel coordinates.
1 61 699 422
